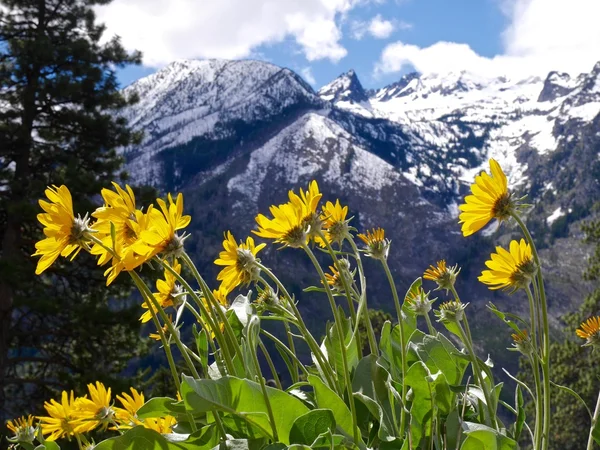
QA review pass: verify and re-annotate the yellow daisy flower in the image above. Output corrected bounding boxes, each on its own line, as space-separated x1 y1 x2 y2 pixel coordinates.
576 316 600 347
316 199 350 247
423 260 461 292
479 239 536 292
114 388 145 429
140 260 182 323
510 329 533 355
33 185 93 274
291 180 323 237
73 381 115 433
133 193 191 261
215 231 266 291
149 315 173 341
90 182 152 284
213 285 230 307
142 415 177 434
38 390 82 441
324 265 343 290
357 228 390 260
254 199 307 247
458 158 513 237
405 287 436 316
6 415 36 443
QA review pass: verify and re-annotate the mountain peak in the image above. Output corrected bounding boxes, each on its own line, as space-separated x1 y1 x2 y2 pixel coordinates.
318 69 368 103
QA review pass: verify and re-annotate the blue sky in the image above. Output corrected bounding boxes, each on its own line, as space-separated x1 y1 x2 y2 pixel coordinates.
107 0 598 90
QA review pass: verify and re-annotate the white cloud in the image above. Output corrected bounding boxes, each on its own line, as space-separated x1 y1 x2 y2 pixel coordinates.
351 14 405 40
368 15 395 39
301 67 317 85
96 0 366 66
375 0 600 78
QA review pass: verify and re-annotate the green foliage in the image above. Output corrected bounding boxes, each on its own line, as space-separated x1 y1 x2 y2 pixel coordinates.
0 0 149 422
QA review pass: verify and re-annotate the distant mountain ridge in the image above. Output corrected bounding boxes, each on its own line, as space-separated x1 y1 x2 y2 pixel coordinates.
119 59 600 365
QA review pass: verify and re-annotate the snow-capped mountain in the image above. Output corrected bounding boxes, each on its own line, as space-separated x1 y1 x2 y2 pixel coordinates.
120 59 600 341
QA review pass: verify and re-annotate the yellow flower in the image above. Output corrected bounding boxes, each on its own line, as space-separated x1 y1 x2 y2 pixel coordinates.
510 329 533 355
33 185 93 274
213 285 230 307
291 180 323 237
149 315 173 341
142 415 177 434
254 199 307 247
435 300 468 323
140 260 182 323
38 390 82 441
458 159 513 237
90 182 150 285
406 288 436 316
576 316 600 347
479 239 536 292
133 193 191 261
73 381 115 433
324 265 343 290
423 260 460 292
114 388 145 429
215 231 266 291
316 199 350 246
6 415 36 443
357 228 390 260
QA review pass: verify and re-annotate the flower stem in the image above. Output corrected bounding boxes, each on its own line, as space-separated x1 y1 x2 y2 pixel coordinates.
179 252 244 369
457 320 497 430
424 312 436 336
303 243 360 445
130 271 201 379
588 390 600 450
318 231 362 355
156 258 235 375
526 285 544 449
380 257 408 435
348 238 378 355
255 264 338 392
512 212 551 450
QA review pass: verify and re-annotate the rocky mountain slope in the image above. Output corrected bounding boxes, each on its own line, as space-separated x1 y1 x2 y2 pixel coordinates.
120 59 600 362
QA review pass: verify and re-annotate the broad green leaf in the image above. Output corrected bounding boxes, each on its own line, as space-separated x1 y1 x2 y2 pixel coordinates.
401 278 419 343
94 425 218 450
308 375 354 440
182 375 309 445
352 355 399 441
324 309 359 380
460 422 517 450
310 431 351 449
408 331 468 390
289 409 336 445
137 397 185 418
35 442 60 450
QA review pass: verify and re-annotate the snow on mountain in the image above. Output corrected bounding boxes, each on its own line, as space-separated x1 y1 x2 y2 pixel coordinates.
321 64 600 190
121 59 320 184
227 111 403 212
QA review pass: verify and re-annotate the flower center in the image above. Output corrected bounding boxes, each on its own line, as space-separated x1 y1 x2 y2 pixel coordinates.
492 192 513 220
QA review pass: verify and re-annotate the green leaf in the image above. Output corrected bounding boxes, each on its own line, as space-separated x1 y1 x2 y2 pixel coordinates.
93 425 218 450
551 381 592 419
182 375 309 445
460 422 517 450
35 442 61 450
486 302 526 334
323 309 359 380
289 409 336 445
307 375 354 439
352 355 399 441
137 397 186 418
193 324 209 370
513 385 525 442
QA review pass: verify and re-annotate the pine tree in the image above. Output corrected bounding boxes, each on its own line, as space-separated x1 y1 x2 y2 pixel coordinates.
0 0 148 420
